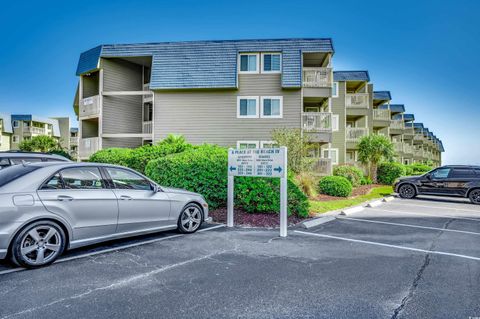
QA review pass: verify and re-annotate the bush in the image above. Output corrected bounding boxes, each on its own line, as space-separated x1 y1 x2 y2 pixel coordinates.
294 173 317 198
405 163 432 176
145 144 309 217
377 162 406 185
318 176 352 197
333 165 364 187
360 176 373 185
89 148 133 166
127 141 191 173
271 128 312 174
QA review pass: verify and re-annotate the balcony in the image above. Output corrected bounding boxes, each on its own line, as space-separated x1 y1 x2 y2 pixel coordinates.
403 144 414 154
390 120 404 130
23 127 46 135
346 127 368 143
79 95 101 118
310 158 333 176
394 143 404 153
79 137 100 159
302 67 332 88
345 93 369 109
143 83 153 103
302 112 332 143
70 137 79 146
373 109 391 121
143 121 153 134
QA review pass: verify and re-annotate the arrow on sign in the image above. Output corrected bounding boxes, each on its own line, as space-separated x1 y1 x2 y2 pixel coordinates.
274 166 282 173
229 166 237 172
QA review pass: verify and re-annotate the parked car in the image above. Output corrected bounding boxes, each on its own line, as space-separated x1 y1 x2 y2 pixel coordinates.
0 151 70 170
395 165 480 204
0 162 210 268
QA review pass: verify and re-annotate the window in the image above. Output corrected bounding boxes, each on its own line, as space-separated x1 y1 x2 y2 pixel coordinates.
10 157 43 165
237 97 259 118
431 168 450 179
450 168 476 179
332 82 339 97
322 148 339 165
41 174 64 190
0 165 40 188
12 121 19 128
237 141 259 149
332 114 339 132
60 167 104 189
0 158 10 170
106 167 153 191
262 53 281 73
260 141 279 148
261 97 283 118
239 54 259 73
12 135 20 143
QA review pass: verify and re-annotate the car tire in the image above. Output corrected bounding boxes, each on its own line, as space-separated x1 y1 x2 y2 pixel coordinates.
469 189 480 205
177 203 203 234
398 184 416 199
11 221 66 268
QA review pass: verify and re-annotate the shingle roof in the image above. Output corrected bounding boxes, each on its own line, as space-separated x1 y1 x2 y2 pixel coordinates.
333 71 370 82
76 38 334 89
373 91 391 101
11 115 61 137
0 113 12 134
414 123 424 129
380 104 405 113
403 114 415 122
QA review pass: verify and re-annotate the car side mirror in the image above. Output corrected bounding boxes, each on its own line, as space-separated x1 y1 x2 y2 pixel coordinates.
152 184 160 192
425 174 432 180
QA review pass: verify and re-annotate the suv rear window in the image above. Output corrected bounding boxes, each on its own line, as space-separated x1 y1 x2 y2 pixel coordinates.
450 168 477 178
0 165 40 188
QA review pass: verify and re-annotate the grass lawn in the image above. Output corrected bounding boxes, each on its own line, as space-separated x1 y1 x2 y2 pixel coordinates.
309 185 394 215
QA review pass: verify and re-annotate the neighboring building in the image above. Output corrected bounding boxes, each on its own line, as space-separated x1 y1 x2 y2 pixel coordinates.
10 115 69 150
0 113 13 151
69 127 79 158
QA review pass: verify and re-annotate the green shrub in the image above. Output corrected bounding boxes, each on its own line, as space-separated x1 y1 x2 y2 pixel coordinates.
294 173 317 198
377 162 407 185
405 163 432 176
127 142 191 173
360 176 373 185
89 148 133 166
318 176 352 197
333 165 364 187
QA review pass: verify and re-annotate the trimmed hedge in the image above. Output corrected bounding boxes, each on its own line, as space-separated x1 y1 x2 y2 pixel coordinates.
145 145 309 217
405 163 432 176
89 148 133 166
377 162 406 185
127 142 191 173
333 165 364 187
318 176 352 197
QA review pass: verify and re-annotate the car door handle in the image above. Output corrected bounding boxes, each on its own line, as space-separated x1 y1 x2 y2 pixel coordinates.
119 195 133 201
57 195 74 201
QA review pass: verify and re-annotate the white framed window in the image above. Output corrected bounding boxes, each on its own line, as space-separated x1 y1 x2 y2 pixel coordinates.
239 53 259 74
331 114 339 132
260 96 283 118
237 96 259 118
332 82 339 97
260 141 279 148
261 53 281 73
12 120 19 128
12 135 20 143
237 141 259 149
322 148 339 165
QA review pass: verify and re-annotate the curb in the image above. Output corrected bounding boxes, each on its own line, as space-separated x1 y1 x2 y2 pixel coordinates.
383 196 395 202
340 205 365 215
301 216 336 229
367 200 383 208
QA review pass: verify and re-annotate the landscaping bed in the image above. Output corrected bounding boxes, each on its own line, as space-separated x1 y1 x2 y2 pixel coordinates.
209 207 305 228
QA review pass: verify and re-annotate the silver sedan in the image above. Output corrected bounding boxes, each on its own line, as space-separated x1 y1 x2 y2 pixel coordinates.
0 162 210 268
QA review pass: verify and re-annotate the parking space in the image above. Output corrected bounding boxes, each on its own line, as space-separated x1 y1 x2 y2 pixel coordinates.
0 197 479 318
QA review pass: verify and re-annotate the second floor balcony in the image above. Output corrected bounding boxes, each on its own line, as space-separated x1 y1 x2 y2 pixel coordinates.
390 119 405 130
302 112 332 143
346 127 368 143
23 126 46 135
70 137 79 146
310 158 332 176
78 137 100 159
345 93 369 108
79 95 101 118
394 142 404 153
373 109 391 121
302 67 332 88
143 121 153 134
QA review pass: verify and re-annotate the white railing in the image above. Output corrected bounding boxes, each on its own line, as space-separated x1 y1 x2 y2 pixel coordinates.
414 133 423 141
346 127 368 142
79 95 101 118
390 120 404 130
310 158 332 176
345 93 369 108
302 112 332 132
403 127 414 135
394 143 404 153
143 121 153 134
373 109 391 121
79 137 100 159
143 83 153 103
23 127 46 135
403 144 414 154
414 148 424 157
302 67 332 88
70 137 79 146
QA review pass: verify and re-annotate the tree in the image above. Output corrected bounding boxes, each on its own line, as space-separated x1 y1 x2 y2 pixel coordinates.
271 128 313 174
19 135 61 153
357 134 395 183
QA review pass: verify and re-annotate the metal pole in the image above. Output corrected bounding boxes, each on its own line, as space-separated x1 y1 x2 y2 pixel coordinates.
280 147 288 237
227 175 234 227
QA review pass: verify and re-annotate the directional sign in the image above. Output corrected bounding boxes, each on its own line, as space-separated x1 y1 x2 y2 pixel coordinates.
228 148 286 178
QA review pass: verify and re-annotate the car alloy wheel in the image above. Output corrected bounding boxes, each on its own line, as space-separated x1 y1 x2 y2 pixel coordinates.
178 204 203 233
469 189 480 205
399 184 416 199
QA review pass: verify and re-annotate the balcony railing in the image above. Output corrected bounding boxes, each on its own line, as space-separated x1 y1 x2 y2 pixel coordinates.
414 148 424 157
413 133 424 141
345 93 369 108
346 127 368 142
310 158 332 176
23 127 46 135
70 137 79 146
302 112 332 132
403 144 414 154
79 95 101 118
394 143 404 153
79 137 100 159
143 121 153 134
143 83 153 103
302 67 332 88
390 120 404 130
373 109 391 121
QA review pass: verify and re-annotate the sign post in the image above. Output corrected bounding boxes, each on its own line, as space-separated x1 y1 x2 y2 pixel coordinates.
227 147 288 237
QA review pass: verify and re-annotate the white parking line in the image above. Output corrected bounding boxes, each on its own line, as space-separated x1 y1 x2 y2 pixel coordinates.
388 201 480 213
369 207 480 222
337 216 480 236
0 224 225 276
294 230 480 261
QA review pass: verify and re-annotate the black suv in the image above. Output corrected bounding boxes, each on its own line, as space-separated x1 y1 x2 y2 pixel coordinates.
395 165 480 204
0 151 71 170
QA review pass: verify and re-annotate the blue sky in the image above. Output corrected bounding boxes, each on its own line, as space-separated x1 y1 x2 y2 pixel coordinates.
0 0 478 165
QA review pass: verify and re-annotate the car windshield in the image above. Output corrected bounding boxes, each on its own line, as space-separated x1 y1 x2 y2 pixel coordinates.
0 165 40 188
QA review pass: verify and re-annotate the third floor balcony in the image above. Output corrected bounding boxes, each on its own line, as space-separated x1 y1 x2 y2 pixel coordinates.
346 127 368 143
345 93 369 109
79 95 101 118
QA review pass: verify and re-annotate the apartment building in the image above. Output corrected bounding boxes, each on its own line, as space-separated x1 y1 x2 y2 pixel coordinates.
69 127 79 158
0 113 13 151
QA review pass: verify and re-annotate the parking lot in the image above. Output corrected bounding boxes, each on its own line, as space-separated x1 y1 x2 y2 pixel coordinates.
0 196 479 319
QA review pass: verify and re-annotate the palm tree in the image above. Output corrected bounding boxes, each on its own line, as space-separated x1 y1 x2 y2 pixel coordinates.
358 134 395 183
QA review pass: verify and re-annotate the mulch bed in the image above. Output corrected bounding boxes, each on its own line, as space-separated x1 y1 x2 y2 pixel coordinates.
209 207 305 228
313 184 383 201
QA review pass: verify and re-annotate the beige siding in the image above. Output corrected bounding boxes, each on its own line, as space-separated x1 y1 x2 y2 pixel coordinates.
329 81 347 164
0 134 11 151
153 74 301 146
103 137 142 149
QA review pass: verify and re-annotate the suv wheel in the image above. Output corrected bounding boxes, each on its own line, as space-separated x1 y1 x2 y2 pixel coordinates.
178 203 203 234
469 189 480 205
398 184 416 199
11 221 66 268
